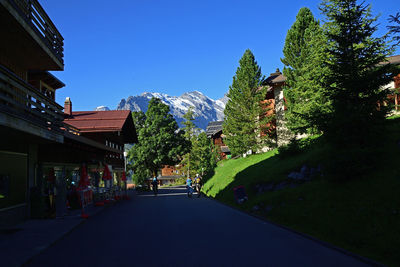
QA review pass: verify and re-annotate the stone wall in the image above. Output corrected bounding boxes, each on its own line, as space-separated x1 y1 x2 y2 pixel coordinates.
273 85 294 147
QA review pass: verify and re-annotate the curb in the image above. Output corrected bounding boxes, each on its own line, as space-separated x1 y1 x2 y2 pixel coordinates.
203 193 385 267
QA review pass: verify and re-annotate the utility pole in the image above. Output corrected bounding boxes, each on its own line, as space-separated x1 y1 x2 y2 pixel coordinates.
187 153 190 179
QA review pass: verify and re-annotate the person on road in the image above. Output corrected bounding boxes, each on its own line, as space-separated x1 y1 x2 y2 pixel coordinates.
186 177 193 198
195 174 202 198
151 176 158 196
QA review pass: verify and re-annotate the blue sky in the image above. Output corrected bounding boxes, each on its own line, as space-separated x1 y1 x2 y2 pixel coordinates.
40 0 399 111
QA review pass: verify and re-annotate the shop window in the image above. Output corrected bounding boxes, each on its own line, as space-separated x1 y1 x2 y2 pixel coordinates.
0 174 10 199
0 151 27 209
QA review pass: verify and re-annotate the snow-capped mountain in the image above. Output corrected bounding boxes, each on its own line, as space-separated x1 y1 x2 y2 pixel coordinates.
95 106 110 111
117 91 226 130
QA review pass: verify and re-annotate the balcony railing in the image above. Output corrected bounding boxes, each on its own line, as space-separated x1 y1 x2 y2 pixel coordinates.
7 0 64 64
0 65 65 133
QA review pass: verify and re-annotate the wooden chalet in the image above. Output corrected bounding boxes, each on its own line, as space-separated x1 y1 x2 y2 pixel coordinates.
161 165 183 185
386 55 400 110
206 121 231 159
261 60 400 147
261 68 291 147
0 0 137 226
63 103 137 171
161 165 178 176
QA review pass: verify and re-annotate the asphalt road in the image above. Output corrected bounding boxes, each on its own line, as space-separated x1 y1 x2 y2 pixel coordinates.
26 186 370 267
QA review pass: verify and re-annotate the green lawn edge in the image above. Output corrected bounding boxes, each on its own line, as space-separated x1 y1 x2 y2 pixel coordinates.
202 117 400 267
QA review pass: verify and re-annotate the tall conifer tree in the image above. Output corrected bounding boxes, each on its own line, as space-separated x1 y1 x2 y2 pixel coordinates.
320 0 399 146
223 49 271 156
388 12 400 45
282 7 330 134
319 0 400 180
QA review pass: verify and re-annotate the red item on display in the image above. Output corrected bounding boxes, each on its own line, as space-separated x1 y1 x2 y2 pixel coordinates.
78 164 90 188
102 164 112 180
121 171 127 181
48 168 55 182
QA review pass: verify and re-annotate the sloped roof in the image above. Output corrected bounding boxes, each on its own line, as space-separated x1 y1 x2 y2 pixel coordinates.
263 69 286 85
64 110 137 143
28 71 65 89
206 121 223 137
220 146 230 153
387 55 400 65
271 74 286 83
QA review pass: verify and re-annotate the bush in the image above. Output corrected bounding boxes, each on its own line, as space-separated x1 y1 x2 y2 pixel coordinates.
325 146 376 181
278 136 318 159
174 177 186 185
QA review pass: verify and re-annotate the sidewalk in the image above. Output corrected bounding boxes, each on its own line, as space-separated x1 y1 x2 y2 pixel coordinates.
0 190 135 267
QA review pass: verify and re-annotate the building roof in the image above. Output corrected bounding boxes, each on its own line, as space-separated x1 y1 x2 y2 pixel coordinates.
263 68 286 86
64 110 137 143
206 121 223 137
28 71 65 89
220 146 230 153
387 55 400 65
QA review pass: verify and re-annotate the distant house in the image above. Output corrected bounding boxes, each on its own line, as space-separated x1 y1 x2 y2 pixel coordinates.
63 100 137 174
206 121 231 159
160 165 183 185
385 55 400 111
145 165 183 187
161 165 178 176
260 58 400 148
261 69 292 147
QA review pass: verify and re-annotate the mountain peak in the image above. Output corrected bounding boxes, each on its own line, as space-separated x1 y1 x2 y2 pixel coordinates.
116 91 226 129
95 106 110 111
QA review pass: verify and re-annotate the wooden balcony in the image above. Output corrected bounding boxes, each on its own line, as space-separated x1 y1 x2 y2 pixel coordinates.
0 0 64 70
0 65 65 142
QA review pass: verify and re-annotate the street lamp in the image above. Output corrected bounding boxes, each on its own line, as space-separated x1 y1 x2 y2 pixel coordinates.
123 151 128 172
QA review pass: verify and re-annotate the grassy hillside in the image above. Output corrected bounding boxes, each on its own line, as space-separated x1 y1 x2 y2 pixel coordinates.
202 116 400 266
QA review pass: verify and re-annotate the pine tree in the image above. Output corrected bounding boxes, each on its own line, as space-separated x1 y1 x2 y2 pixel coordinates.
319 0 400 180
320 0 399 146
223 49 271 156
281 7 331 134
388 12 400 45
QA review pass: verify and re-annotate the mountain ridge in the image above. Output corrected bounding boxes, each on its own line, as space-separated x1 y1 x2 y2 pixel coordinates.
106 91 227 130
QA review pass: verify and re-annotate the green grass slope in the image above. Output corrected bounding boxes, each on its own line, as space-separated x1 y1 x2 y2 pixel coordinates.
203 117 400 266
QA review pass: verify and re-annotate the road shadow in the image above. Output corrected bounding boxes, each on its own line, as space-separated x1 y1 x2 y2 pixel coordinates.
136 185 199 198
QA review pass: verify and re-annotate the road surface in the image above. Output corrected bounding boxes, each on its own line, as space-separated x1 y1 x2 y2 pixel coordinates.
26 186 370 267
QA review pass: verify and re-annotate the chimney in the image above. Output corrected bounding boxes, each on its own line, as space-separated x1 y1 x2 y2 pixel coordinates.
270 68 281 77
64 97 72 116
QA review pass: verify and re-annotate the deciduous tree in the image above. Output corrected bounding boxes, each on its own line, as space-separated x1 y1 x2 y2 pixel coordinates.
180 107 197 178
191 132 216 176
128 98 187 182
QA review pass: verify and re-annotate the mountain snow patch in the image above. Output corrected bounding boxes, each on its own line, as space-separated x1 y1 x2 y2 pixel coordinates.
117 91 226 130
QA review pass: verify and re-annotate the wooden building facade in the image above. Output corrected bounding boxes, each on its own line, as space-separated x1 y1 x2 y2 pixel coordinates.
206 121 231 159
386 55 400 110
0 0 137 226
0 0 66 226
